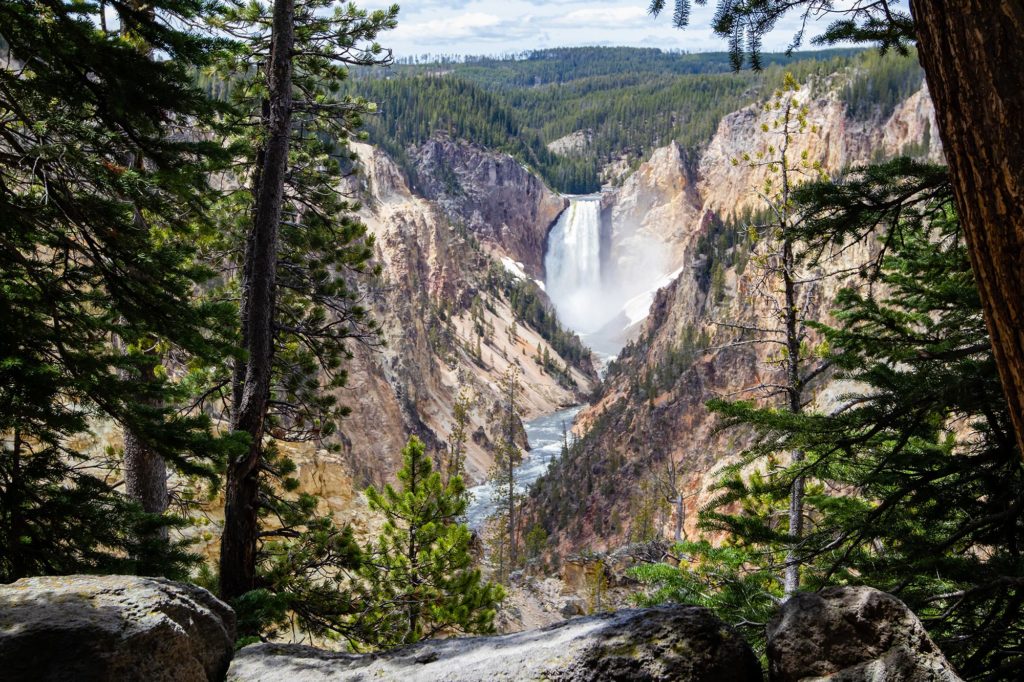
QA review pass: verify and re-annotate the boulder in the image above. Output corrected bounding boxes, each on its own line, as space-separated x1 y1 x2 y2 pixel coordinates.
228 604 761 682
0 575 236 682
560 596 587 618
767 586 962 681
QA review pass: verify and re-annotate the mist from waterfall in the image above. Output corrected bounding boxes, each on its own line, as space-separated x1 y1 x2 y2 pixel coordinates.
544 195 673 357
544 197 604 334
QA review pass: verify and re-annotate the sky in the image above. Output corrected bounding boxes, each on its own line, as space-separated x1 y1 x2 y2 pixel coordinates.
360 0 858 59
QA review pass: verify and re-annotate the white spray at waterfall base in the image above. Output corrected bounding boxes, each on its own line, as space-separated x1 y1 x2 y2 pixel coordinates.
544 195 674 356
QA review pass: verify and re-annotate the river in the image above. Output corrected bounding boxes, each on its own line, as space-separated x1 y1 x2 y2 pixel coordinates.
464 405 583 530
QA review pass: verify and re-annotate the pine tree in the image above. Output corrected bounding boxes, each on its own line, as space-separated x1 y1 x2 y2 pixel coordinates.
0 0 239 580
716 72 829 597
212 0 397 602
650 0 1024 469
440 388 474 489
636 160 1024 677
353 436 503 648
488 365 524 580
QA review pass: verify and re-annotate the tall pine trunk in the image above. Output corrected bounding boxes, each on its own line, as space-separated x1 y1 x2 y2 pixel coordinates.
123 423 168 530
219 0 294 601
782 226 805 599
779 117 805 599
506 375 517 570
910 1 1024 460
673 495 683 543
121 3 169 551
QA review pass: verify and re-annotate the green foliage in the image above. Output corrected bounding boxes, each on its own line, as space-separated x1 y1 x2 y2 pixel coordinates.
344 47 909 194
0 0 241 580
524 523 548 561
213 0 393 445
354 437 503 648
650 1 915 70
638 163 1024 678
487 365 527 581
840 49 924 121
631 540 780 650
395 46 862 86
232 441 365 640
207 0 396 609
340 75 599 193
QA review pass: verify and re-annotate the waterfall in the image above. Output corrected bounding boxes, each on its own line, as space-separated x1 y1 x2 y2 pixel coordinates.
544 196 605 335
544 194 674 358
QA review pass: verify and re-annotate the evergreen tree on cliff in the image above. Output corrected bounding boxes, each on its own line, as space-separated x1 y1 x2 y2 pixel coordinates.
211 0 396 602
0 0 238 579
649 0 1024 462
488 364 524 580
352 436 503 649
635 160 1024 677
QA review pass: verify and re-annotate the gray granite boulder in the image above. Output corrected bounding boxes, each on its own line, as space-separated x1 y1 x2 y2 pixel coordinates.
228 604 761 681
0 575 236 682
767 586 962 681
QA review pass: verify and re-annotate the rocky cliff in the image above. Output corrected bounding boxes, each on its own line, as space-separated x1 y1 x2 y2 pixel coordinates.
593 142 702 346
332 141 593 486
525 77 942 555
413 136 567 277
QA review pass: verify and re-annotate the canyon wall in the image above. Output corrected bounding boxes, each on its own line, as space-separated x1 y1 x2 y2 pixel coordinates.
413 136 567 278
525 77 942 555
334 140 593 487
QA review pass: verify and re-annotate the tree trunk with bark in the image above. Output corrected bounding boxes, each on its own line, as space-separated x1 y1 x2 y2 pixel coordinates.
219 0 294 602
673 495 684 543
123 423 169 530
120 3 169 549
910 0 1024 460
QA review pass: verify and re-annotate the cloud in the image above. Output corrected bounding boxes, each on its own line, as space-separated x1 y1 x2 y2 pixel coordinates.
549 6 649 28
391 12 502 41
360 0 848 58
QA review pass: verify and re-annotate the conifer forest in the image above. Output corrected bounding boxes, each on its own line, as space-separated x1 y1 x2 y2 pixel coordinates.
1 1 1022 680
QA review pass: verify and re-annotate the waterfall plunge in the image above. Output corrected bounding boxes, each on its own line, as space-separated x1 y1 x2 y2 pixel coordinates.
544 197 605 335
544 195 674 357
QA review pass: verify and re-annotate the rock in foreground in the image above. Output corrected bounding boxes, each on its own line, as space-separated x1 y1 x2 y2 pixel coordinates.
767 586 962 681
228 605 761 682
0 575 236 682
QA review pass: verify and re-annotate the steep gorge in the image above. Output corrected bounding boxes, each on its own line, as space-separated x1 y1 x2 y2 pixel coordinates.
332 139 594 488
525 75 943 556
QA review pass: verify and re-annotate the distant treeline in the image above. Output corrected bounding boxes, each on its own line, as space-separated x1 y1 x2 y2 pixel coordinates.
197 47 926 194
329 47 925 194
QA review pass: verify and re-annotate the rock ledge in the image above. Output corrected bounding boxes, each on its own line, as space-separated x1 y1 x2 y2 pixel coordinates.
228 604 761 681
767 586 963 681
0 575 236 682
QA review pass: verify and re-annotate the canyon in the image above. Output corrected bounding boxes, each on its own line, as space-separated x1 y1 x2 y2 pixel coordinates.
525 74 942 556
222 65 944 585
81 61 942 630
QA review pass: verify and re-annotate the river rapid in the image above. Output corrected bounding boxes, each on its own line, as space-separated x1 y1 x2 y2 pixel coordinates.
464 406 582 530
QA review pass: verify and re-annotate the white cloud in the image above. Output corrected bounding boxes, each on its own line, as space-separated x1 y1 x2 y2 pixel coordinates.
359 0 852 58
550 6 649 27
391 11 503 42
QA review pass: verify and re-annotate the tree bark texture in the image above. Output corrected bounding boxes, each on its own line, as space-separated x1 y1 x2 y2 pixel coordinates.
219 0 294 602
911 0 1024 461
123 425 169 526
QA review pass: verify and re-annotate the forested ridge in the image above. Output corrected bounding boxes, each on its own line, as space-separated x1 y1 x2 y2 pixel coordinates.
331 47 926 194
197 47 925 194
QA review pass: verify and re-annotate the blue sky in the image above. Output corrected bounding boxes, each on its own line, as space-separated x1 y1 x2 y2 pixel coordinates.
361 1 860 59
